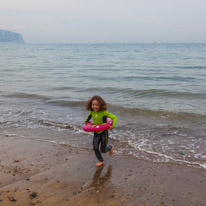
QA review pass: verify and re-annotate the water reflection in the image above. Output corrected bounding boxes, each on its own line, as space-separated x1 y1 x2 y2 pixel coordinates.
91 165 112 188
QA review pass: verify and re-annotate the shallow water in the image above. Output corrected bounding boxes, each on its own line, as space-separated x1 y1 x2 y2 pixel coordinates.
0 43 206 169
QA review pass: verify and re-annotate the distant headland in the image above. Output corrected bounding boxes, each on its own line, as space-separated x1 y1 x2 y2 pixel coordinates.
0 29 24 43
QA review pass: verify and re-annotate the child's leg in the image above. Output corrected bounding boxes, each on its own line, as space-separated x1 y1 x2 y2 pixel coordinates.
100 130 109 153
93 132 104 162
100 130 113 155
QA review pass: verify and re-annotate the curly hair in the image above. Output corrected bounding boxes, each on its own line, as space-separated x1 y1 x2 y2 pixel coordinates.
85 96 107 111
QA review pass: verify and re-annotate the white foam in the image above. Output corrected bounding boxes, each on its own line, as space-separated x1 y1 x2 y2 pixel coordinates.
128 138 206 170
200 163 206 170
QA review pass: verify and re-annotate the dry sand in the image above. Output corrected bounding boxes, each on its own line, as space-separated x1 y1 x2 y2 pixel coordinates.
0 131 206 206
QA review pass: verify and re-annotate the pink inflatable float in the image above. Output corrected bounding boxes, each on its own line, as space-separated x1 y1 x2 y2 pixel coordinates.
83 118 113 132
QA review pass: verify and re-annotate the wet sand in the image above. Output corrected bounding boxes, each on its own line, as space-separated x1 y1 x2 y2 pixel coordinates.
0 131 206 206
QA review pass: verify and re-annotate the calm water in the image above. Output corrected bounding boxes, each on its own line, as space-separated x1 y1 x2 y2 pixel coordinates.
0 43 206 169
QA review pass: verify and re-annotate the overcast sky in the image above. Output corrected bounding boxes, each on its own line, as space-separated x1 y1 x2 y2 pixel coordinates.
0 0 206 43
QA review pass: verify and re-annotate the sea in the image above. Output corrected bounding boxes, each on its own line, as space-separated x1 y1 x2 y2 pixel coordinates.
0 43 206 169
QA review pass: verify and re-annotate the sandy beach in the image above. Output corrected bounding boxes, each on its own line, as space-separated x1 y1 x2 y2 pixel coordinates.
0 129 206 206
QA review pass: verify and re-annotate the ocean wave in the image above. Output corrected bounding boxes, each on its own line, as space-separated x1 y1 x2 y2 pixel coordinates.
55 87 206 99
2 90 206 124
106 88 206 98
111 105 206 121
1 91 206 121
4 88 206 103
44 99 206 124
51 87 206 98
178 66 206 70
49 86 76 91
47 100 85 107
4 92 51 101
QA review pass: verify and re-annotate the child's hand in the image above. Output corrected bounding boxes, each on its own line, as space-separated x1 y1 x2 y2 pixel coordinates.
108 125 113 130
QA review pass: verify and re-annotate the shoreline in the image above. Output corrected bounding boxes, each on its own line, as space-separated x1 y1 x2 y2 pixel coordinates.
0 130 206 206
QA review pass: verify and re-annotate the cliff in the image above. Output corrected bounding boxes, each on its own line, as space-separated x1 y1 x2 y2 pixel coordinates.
0 29 24 43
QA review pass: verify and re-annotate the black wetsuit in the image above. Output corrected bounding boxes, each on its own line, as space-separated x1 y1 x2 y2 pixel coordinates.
93 130 109 162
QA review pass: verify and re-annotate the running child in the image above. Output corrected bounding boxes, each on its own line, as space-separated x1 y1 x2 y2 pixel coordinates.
84 96 117 166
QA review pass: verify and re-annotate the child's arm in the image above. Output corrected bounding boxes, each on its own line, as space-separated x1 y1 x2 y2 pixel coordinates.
84 112 92 123
105 111 117 128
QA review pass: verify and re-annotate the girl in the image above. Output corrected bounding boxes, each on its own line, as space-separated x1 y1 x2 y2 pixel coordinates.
84 96 117 166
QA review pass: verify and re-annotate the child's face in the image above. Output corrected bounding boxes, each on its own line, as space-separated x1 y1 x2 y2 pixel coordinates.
92 99 100 112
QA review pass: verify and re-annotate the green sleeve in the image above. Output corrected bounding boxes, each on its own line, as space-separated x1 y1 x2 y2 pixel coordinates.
84 112 92 123
104 111 117 128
